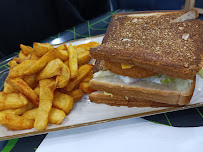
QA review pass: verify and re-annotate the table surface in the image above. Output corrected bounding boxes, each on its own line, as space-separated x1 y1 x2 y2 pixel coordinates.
0 9 203 152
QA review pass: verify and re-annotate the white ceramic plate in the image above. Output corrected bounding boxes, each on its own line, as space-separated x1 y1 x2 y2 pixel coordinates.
0 34 203 141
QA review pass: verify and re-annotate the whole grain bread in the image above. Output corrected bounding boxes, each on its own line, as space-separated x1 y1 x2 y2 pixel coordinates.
90 9 203 80
89 91 182 107
89 76 195 106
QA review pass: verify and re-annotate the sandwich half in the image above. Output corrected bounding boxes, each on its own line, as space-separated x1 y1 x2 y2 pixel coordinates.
89 9 203 107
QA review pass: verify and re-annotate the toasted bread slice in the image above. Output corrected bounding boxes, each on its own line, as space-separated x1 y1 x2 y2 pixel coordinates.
104 61 157 78
90 10 203 80
89 91 182 107
89 73 195 106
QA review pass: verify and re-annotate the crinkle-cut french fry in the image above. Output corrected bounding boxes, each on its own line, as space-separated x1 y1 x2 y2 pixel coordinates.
68 44 78 79
33 42 55 57
6 78 39 107
0 113 34 130
37 59 63 81
23 50 57 76
53 91 74 114
20 44 33 55
9 60 36 78
0 92 28 111
64 64 93 92
34 79 56 130
56 64 70 88
23 107 66 125
68 89 83 102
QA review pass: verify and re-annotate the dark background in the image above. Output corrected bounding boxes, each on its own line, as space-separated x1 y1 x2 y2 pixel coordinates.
0 0 190 58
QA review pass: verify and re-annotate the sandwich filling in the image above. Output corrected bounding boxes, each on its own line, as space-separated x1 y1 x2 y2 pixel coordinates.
94 70 193 92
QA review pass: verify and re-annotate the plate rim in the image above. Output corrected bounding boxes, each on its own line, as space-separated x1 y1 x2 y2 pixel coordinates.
0 102 203 141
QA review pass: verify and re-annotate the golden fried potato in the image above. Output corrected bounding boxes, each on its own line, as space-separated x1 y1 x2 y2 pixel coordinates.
19 50 26 59
56 64 70 88
74 42 100 51
68 44 78 79
75 47 86 54
68 89 83 102
0 102 34 119
30 51 40 60
56 44 67 50
79 82 95 93
33 42 55 57
0 113 34 130
0 92 28 110
56 49 69 61
8 58 19 69
49 108 66 124
0 102 35 119
23 74 37 89
20 44 33 55
4 59 21 93
53 91 74 114
6 78 39 107
23 50 57 75
14 102 34 115
22 108 37 120
82 70 93 82
9 60 36 78
3 83 16 94
78 51 91 65
34 86 40 96
0 101 33 119
0 41 99 131
0 110 16 120
23 108 66 125
34 79 56 130
64 64 93 92
37 59 63 81
63 60 69 67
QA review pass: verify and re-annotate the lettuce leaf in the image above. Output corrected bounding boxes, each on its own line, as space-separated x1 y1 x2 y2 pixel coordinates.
160 78 175 84
198 68 203 78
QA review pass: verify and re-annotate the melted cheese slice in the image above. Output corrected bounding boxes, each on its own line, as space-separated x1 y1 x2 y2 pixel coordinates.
121 63 134 69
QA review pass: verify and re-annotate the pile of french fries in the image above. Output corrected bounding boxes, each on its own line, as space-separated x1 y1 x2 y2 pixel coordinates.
0 41 99 131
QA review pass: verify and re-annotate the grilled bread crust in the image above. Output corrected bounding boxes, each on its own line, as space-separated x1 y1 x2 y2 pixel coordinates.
89 91 182 107
112 9 198 19
90 10 203 80
104 61 158 78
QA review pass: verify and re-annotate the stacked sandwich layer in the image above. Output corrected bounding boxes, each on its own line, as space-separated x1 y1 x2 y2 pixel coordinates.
89 9 203 107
